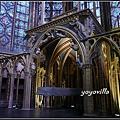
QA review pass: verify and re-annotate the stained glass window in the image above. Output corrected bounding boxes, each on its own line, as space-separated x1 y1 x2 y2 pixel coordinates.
14 2 30 52
45 2 51 22
73 1 101 24
38 2 42 26
52 2 63 16
73 1 85 10
0 1 30 52
110 2 120 28
87 2 101 24
45 2 63 22
0 2 15 50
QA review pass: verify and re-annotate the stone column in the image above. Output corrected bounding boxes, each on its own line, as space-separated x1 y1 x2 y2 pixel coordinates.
34 2 39 27
97 58 108 117
8 74 15 108
41 2 45 24
64 2 73 12
45 59 50 108
22 72 31 110
16 74 20 102
100 2 112 31
0 75 2 99
30 75 36 108
28 2 34 29
83 64 95 117
82 40 95 117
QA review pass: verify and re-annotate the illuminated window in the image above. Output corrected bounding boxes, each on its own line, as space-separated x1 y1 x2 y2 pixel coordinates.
110 1 120 28
14 2 30 51
44 2 63 22
0 2 15 50
73 1 101 24
0 1 30 51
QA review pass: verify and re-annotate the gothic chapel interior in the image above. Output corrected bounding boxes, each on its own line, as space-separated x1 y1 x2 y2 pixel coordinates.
0 1 120 117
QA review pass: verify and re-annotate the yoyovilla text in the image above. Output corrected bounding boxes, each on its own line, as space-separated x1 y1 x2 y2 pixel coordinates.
80 88 109 96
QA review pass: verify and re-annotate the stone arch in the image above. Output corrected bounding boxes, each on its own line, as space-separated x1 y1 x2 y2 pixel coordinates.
13 56 26 78
28 26 86 72
89 36 120 114
2 60 12 75
89 36 120 62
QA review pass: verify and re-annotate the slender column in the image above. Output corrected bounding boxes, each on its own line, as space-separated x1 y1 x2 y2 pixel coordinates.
22 72 31 110
77 2 81 11
98 57 107 116
34 2 39 27
83 41 95 117
28 2 33 29
8 74 15 108
16 74 20 102
84 2 87 9
93 2 96 17
45 59 50 108
10 2 17 51
31 75 36 108
64 2 73 12
41 1 45 24
0 75 2 99
100 2 112 31
83 64 95 116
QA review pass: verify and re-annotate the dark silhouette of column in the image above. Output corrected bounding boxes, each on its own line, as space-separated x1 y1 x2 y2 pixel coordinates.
83 64 95 117
83 41 95 117
0 75 2 99
8 74 15 108
64 2 73 12
100 2 112 31
45 59 50 108
22 72 31 110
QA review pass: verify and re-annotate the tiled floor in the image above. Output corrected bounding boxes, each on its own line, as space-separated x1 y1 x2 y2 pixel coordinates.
0 108 83 118
0 108 119 118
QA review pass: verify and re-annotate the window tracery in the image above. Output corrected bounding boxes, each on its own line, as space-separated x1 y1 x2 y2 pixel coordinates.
0 1 30 52
110 2 120 28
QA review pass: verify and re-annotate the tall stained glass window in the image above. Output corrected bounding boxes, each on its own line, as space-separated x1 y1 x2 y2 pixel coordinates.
0 1 30 52
52 2 63 17
73 1 101 24
73 1 85 10
44 1 63 22
110 2 120 28
38 2 42 26
14 1 30 51
0 2 15 50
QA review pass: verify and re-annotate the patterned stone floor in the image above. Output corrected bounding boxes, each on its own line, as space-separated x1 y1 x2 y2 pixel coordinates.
0 108 119 119
0 108 83 118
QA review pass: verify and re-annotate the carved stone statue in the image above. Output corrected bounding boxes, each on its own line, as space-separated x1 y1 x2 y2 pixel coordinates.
16 60 25 73
54 30 66 38
43 32 52 44
35 47 46 62
30 61 36 75
40 29 66 45
26 32 38 49
76 54 83 69
6 60 14 74
69 18 87 39
69 40 79 51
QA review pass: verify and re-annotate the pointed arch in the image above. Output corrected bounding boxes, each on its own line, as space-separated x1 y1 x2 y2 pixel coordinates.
89 36 120 61
28 26 86 72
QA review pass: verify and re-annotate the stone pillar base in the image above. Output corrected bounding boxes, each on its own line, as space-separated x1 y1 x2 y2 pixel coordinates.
98 110 109 117
46 106 50 108
21 108 34 110
8 107 12 109
83 114 96 117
